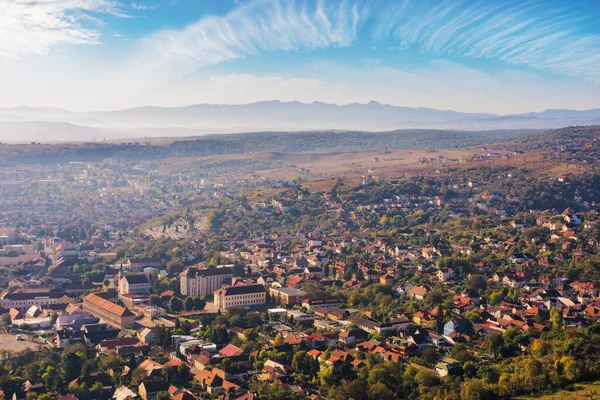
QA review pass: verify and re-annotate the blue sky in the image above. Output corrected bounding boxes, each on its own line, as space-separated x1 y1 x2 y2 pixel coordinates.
1 0 600 113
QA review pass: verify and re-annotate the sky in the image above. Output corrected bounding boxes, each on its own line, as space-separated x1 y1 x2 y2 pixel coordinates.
1 0 600 114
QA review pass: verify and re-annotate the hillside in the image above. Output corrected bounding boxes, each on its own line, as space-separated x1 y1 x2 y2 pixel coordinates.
507 125 600 151
0 128 535 164
2 125 598 165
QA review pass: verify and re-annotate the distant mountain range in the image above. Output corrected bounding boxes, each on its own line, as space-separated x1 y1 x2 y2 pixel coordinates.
1 101 600 142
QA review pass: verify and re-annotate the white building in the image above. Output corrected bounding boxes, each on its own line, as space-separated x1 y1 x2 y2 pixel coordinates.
180 266 233 298
0 228 18 245
214 285 266 310
119 273 151 295
0 292 61 310
126 257 161 272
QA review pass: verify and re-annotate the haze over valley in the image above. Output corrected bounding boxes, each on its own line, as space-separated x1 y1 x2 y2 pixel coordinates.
2 101 600 142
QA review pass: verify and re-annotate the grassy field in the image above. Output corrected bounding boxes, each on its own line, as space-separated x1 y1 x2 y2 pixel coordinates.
515 381 600 399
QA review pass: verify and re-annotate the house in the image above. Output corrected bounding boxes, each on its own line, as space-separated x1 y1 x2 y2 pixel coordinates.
9 308 24 322
112 386 138 400
379 274 394 285
338 329 369 345
142 306 166 321
167 386 196 400
509 253 533 264
139 327 160 345
194 370 224 395
219 343 244 358
304 266 323 276
443 318 474 336
286 309 314 324
302 297 342 311
69 371 111 392
269 287 308 306
137 359 165 381
437 268 454 283
435 358 462 377
564 214 582 225
82 323 121 346
97 337 148 356
138 381 170 400
460 289 481 305
390 315 414 331
326 307 349 321
20 380 45 398
193 354 212 371
407 330 430 350
407 286 428 301
413 311 436 329
261 359 291 382
55 313 99 330
348 315 384 333
395 282 414 296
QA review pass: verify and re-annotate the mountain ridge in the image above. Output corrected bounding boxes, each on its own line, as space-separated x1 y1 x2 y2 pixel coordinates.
0 101 599 142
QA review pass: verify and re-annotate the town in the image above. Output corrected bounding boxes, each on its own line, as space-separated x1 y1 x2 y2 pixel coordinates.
0 126 599 399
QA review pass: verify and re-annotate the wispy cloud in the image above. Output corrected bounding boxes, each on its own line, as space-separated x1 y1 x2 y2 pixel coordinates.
4 0 600 84
141 0 365 72
0 0 129 59
374 0 600 83
130 2 155 11
139 0 600 83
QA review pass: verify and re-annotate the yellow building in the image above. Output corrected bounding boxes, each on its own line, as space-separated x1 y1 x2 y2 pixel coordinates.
214 285 266 310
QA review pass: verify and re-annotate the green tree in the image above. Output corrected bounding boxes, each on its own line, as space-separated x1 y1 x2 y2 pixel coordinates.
184 296 194 311
156 392 170 400
273 333 284 347
169 297 184 313
100 351 122 372
550 307 564 332
461 379 494 400
193 297 206 310
291 351 319 376
484 333 504 360
488 290 505 305
149 294 162 307
334 379 369 400
369 383 394 400
0 313 12 331
90 381 103 393
177 361 190 381
60 344 86 382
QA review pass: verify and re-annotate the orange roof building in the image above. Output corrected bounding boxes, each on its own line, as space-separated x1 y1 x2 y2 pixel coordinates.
83 292 135 329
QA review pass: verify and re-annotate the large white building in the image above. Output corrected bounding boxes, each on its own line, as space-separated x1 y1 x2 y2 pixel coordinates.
118 273 151 295
180 266 233 298
0 228 18 245
214 285 266 310
126 257 161 272
0 292 61 310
